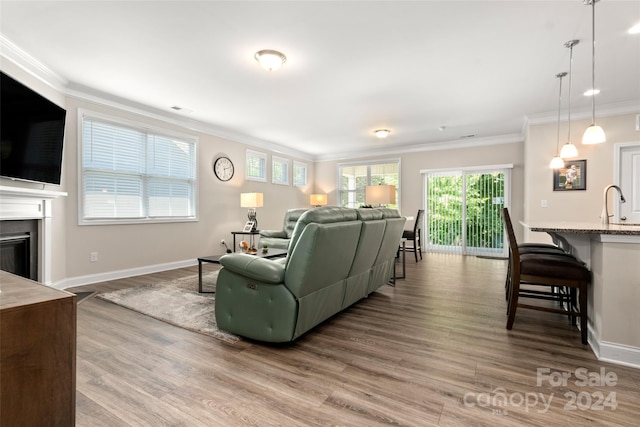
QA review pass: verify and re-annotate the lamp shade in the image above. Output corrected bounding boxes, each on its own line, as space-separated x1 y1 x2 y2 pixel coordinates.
560 142 578 158
240 192 264 208
310 194 327 206
365 185 396 205
582 124 606 145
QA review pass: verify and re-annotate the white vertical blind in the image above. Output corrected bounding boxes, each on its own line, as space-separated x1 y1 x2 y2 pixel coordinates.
81 114 196 223
424 166 510 256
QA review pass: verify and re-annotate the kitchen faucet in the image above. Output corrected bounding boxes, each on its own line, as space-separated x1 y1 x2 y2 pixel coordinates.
601 184 626 226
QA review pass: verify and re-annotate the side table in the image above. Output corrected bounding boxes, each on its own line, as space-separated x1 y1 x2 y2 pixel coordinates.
231 230 260 252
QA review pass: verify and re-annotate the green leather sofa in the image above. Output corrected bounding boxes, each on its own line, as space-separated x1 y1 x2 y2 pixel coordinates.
258 208 308 249
215 206 406 342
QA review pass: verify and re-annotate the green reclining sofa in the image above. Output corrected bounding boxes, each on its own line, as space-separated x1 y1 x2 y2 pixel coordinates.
215 206 406 342
258 208 308 249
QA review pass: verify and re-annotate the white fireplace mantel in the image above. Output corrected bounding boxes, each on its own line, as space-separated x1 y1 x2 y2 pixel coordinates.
0 185 68 286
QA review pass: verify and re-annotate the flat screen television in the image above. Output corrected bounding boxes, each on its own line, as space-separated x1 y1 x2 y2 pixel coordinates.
1 71 66 185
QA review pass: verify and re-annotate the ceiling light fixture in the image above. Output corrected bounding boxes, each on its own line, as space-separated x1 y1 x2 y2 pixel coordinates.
254 49 287 71
583 88 600 96
560 39 579 159
374 129 391 138
629 22 640 35
582 0 606 145
550 72 567 169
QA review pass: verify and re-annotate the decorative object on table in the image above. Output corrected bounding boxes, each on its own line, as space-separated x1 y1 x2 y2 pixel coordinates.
553 159 587 191
240 192 263 231
262 243 268 254
242 221 255 233
365 184 396 207
309 193 328 207
213 156 234 181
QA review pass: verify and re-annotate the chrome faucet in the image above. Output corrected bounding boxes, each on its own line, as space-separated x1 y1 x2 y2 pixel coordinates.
601 184 626 226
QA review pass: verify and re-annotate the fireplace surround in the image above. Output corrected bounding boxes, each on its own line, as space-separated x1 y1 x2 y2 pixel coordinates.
0 185 67 285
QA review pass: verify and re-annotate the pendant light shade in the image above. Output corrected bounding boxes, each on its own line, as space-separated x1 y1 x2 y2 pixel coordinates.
550 72 567 169
582 0 606 145
550 156 565 169
583 124 606 144
560 40 579 159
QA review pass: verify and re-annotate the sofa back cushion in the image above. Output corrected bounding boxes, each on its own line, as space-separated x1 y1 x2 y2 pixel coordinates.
285 207 361 298
283 208 308 238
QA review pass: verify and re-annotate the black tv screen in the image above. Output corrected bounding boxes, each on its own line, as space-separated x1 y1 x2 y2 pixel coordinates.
1 71 66 185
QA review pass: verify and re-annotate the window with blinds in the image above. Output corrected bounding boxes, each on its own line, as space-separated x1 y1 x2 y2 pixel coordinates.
272 156 289 185
338 160 399 208
293 161 307 187
80 111 197 224
246 149 267 182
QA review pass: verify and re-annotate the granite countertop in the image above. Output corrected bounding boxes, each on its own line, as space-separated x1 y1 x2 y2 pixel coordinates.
522 221 640 235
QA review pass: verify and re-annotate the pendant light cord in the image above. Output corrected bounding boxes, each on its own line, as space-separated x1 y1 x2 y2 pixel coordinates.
567 44 573 142
591 0 597 124
556 73 566 155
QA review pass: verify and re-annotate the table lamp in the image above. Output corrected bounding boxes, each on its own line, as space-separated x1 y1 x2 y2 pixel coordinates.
240 192 263 231
310 194 328 207
365 185 396 207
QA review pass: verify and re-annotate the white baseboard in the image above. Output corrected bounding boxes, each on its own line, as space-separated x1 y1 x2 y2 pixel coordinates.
588 326 640 369
52 259 198 290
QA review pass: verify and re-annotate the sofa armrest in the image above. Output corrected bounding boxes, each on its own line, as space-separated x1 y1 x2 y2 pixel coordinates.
219 254 285 284
259 230 288 239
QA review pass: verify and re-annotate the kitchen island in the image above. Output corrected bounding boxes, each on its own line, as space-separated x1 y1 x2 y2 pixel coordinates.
522 221 640 368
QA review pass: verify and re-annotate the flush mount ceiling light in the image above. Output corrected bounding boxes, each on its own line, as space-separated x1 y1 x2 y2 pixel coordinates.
254 49 287 71
582 0 606 145
374 129 391 138
560 39 579 159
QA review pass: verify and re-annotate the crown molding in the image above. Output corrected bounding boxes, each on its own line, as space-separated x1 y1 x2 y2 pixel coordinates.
527 99 640 126
315 133 524 162
0 34 68 92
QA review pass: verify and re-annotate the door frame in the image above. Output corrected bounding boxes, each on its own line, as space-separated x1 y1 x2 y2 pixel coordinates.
613 142 640 221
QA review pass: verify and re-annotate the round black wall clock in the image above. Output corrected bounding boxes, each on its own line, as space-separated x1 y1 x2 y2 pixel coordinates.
213 156 234 181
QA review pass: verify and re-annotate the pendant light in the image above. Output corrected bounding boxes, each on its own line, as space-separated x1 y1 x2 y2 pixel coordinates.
582 0 606 145
560 39 579 158
550 72 567 169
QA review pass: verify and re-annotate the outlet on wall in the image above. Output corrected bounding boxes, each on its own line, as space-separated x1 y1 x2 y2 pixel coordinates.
90 252 98 262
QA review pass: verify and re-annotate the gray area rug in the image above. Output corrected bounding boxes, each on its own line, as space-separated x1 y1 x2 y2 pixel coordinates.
97 272 240 344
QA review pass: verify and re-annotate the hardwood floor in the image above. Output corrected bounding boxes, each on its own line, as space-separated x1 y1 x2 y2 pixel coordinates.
68 254 640 426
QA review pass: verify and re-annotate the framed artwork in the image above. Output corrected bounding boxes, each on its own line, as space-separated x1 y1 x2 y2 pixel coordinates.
242 221 255 232
553 159 587 191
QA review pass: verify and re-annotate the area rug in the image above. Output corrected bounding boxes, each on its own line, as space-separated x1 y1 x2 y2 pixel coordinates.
97 272 240 344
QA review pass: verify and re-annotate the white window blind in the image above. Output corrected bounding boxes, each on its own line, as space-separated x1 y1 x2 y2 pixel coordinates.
293 161 307 187
246 149 267 182
272 156 289 185
80 113 197 224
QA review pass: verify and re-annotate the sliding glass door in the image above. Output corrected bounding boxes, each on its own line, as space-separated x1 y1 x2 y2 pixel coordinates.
424 166 510 257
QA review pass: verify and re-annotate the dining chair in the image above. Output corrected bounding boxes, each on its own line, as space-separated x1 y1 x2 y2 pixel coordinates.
501 208 573 303
502 208 590 345
402 209 424 262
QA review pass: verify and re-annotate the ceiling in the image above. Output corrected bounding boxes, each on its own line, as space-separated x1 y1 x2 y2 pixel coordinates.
1 1 639 160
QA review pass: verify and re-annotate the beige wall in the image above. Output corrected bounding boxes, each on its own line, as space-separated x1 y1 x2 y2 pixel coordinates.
524 113 640 242
315 142 525 240
61 98 314 280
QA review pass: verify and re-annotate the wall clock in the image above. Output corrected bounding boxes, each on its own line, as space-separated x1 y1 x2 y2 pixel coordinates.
213 156 234 181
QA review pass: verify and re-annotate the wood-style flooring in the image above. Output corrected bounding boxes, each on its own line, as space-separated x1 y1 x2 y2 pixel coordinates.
68 253 640 426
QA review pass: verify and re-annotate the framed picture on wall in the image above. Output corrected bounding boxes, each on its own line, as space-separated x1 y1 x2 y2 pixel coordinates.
553 159 587 191
242 221 255 232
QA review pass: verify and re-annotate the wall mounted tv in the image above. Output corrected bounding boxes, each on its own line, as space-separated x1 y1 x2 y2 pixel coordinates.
1 71 66 185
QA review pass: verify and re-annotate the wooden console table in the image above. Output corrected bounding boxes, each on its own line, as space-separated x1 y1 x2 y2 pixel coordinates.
0 271 76 426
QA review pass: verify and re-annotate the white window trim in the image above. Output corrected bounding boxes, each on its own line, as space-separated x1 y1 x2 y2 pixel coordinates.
337 158 401 210
272 155 290 186
293 161 308 187
246 149 267 182
77 108 198 225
